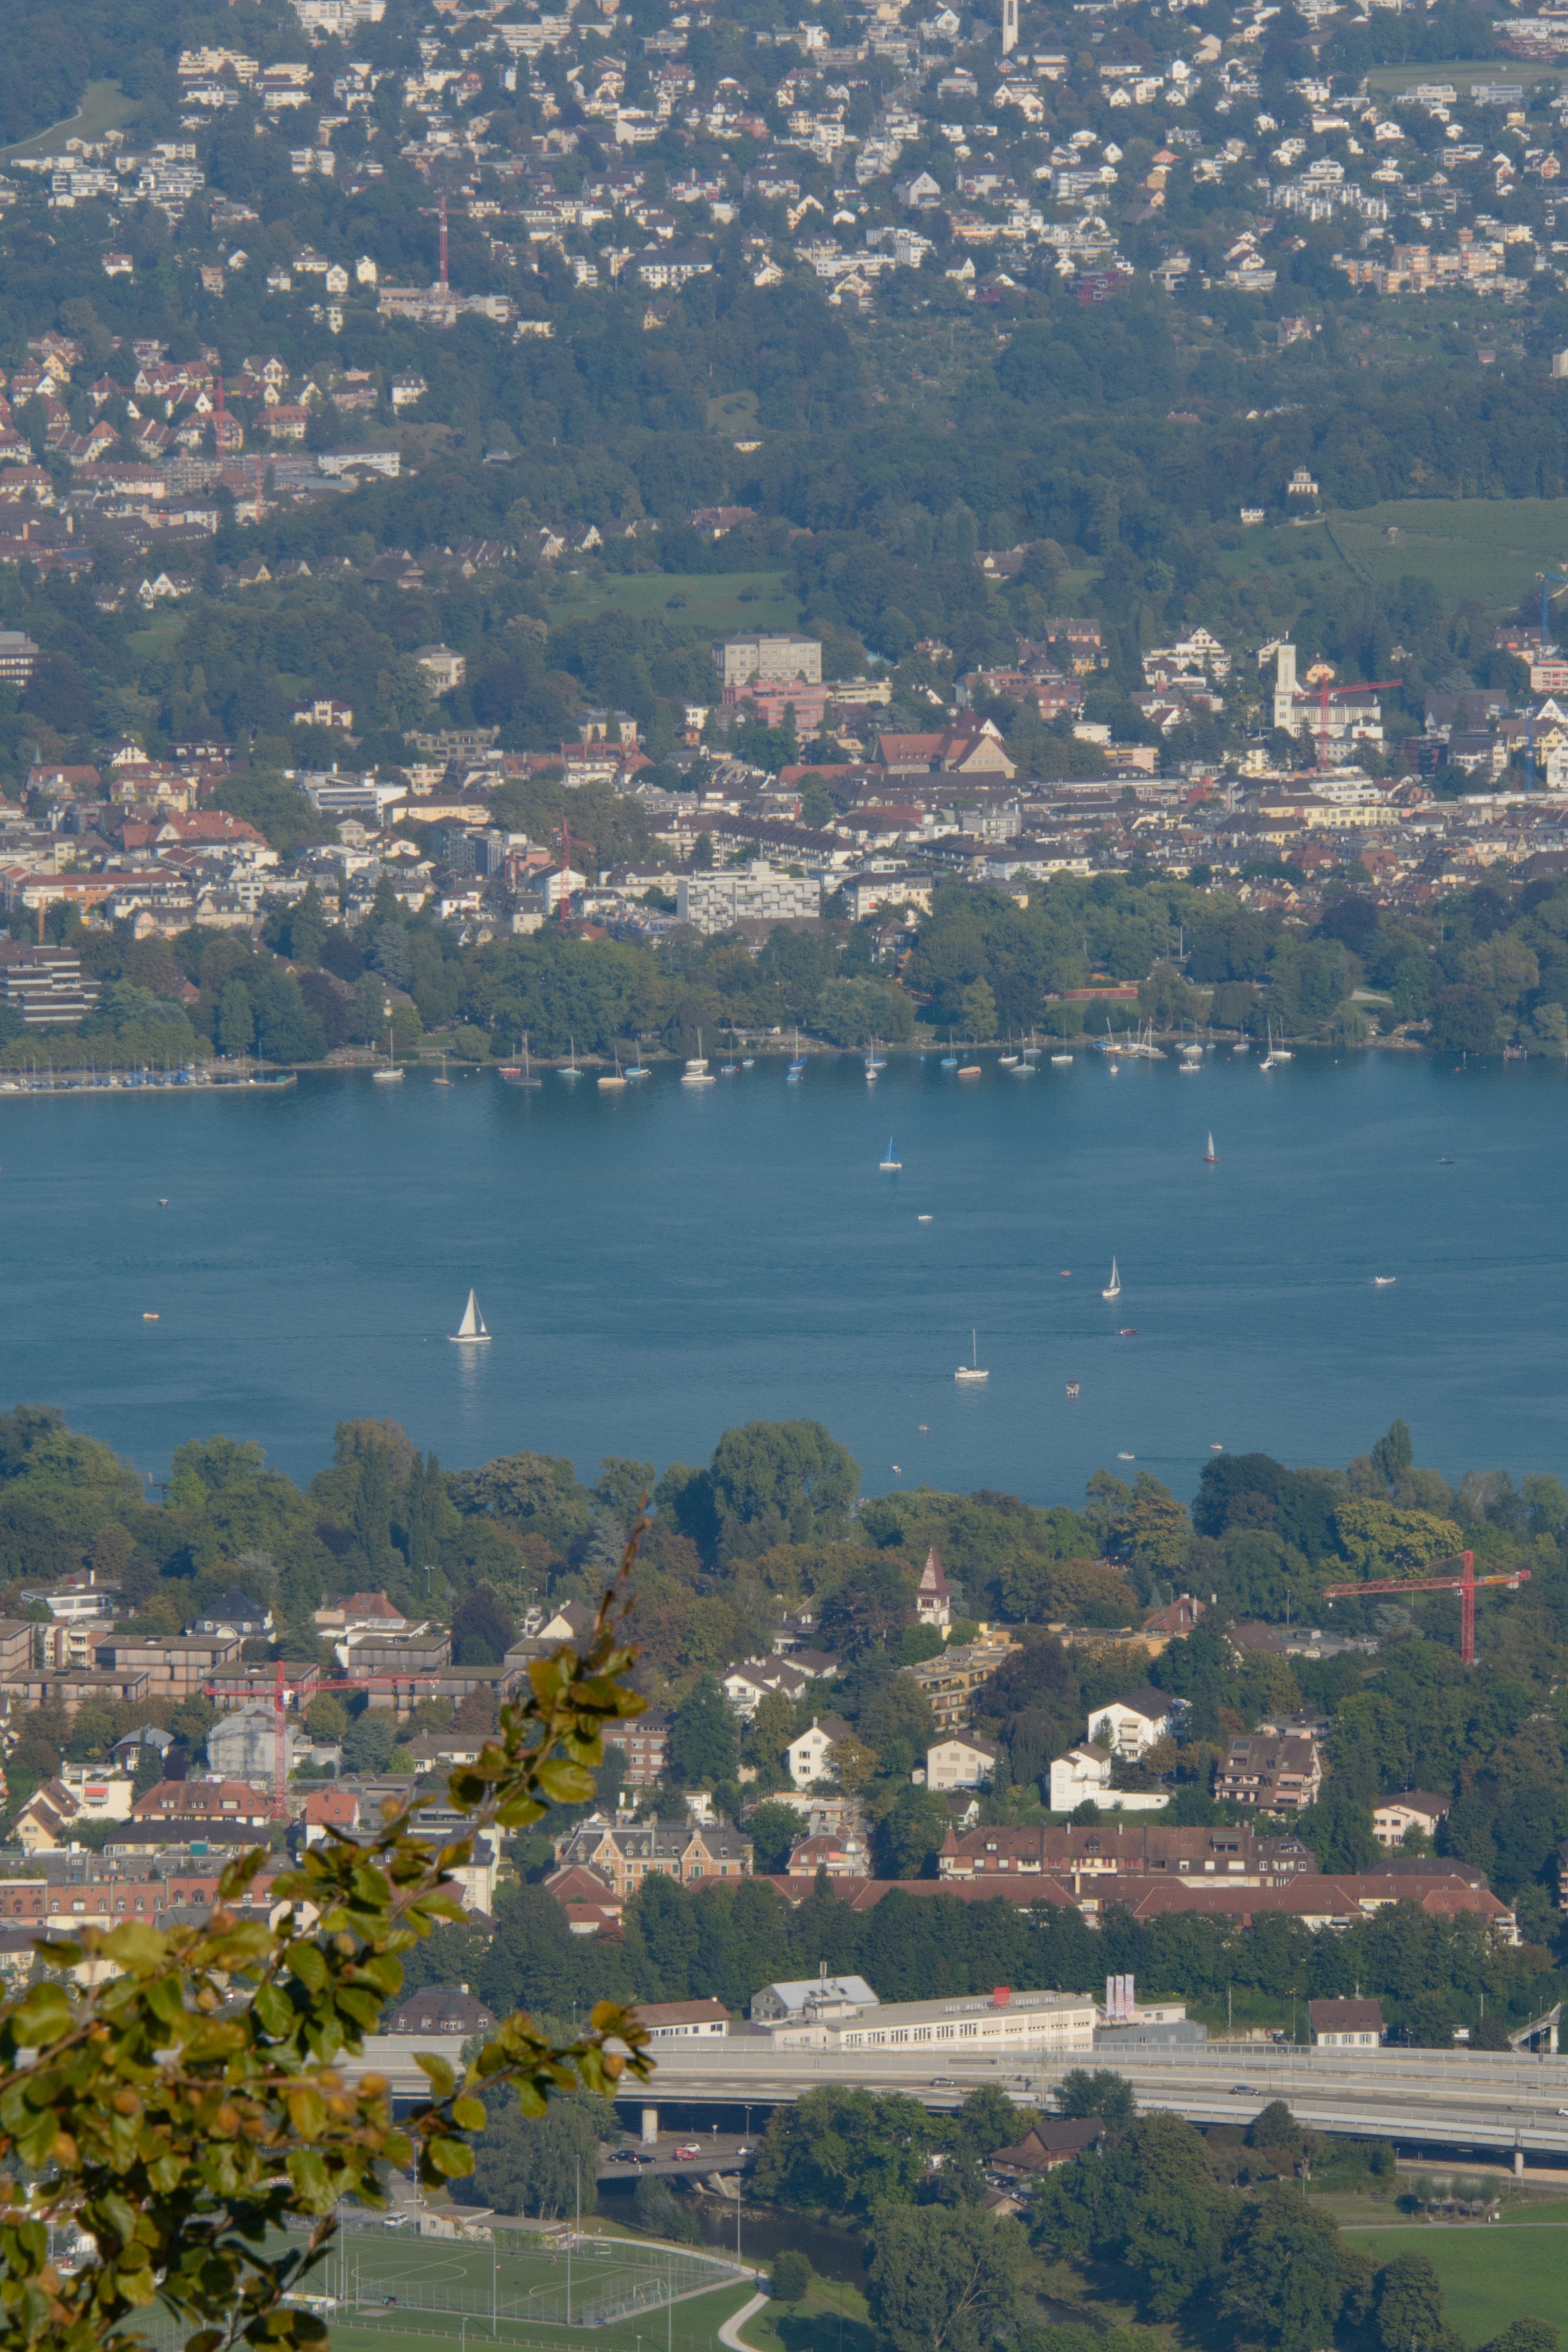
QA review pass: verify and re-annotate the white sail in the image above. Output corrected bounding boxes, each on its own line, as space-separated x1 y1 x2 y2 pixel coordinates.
1102 1257 1121 1299
449 1288 491 1342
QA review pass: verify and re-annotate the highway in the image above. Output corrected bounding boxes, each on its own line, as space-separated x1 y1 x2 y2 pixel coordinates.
345 2035 1568 2166
621 2043 1568 2167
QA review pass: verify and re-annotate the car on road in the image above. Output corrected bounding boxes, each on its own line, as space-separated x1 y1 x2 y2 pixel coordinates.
1229 2086 1255 2096
929 2076 956 2087
608 2149 640 2162
674 2144 702 2158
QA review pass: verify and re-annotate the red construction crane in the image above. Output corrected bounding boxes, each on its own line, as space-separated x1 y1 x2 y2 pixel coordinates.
418 192 450 290
1321 1550 1529 1666
554 817 594 925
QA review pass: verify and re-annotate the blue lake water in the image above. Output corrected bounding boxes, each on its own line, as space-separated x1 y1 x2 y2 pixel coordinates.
2 1046 1564 1502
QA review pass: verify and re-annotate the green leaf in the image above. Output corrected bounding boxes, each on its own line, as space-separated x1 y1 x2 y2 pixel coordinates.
286 2150 334 2210
423 2137 474 2178
414 2054 456 2097
101 1923 169 1970
252 1983 296 2039
12 1984 72 2031
450 2097 486 2130
533 1758 597 1805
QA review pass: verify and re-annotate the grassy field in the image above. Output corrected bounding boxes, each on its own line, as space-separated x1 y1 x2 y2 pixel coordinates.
1346 2218 1568 2343
326 2279 757 2352
1326 498 1568 610
1362 58 1567 97
737 2275 874 2352
543 570 799 637
0 78 139 160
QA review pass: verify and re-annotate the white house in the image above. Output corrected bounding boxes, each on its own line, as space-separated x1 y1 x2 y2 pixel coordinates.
927 1731 999 1790
1308 1998 1384 2049
1086 1688 1174 1760
1048 1742 1171 1814
916 1545 952 1629
785 1713 853 1786
751 1973 877 2024
722 1656 812 1720
1372 1791 1450 1849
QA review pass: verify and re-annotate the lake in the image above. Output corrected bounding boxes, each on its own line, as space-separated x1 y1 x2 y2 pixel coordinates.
3 1045 1564 1502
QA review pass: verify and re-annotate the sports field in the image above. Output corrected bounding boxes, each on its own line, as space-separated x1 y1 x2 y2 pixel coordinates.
132 2226 754 2352
542 570 800 637
1346 2217 1568 2343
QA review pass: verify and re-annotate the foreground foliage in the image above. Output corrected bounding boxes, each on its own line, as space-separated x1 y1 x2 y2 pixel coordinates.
0 1569 651 2352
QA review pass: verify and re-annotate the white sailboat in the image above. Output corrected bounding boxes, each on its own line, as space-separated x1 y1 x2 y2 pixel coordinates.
955 1329 989 1383
447 1289 490 1344
560 1035 582 1081
879 1137 901 1171
372 1033 403 1084
1102 1257 1122 1300
681 1028 716 1086
1203 1132 1218 1164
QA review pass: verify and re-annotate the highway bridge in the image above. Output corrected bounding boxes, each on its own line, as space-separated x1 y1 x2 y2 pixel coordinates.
349 2036 1568 2170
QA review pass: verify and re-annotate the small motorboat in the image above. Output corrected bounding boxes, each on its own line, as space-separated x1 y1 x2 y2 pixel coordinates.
1211 1442 1224 1451
957 1063 982 1080
1117 1451 1135 1461
1118 1327 1138 1336
1373 1275 1396 1286
1066 1381 1080 1399
917 1214 933 1222
143 1312 159 1321
1051 1053 1074 1065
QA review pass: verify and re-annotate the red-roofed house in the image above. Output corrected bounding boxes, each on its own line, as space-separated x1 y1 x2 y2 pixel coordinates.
542 1862 624 1936
302 1786 360 1840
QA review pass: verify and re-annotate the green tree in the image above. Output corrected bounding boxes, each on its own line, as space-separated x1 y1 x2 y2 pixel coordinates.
1219 2186 1346 2352
1481 2323 1559 2352
303 1693 349 1743
747 1799 804 1875
668 1673 740 1788
874 1785 954 1878
1402 1992 1457 2048
1300 1785 1380 1874
948 2085 1022 2166
1376 2251 1457 2352
704 1420 860 1562
769 2250 811 2306
218 978 254 1058
751 2087 934 2217
818 1556 915 1656
1054 2069 1136 2132
867 2201 1029 2352
959 977 998 1038
342 1709 397 1775
459 2093 604 2219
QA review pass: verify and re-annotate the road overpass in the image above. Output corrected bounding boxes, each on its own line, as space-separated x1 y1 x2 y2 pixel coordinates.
342 2035 1568 2170
611 2042 1568 2171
